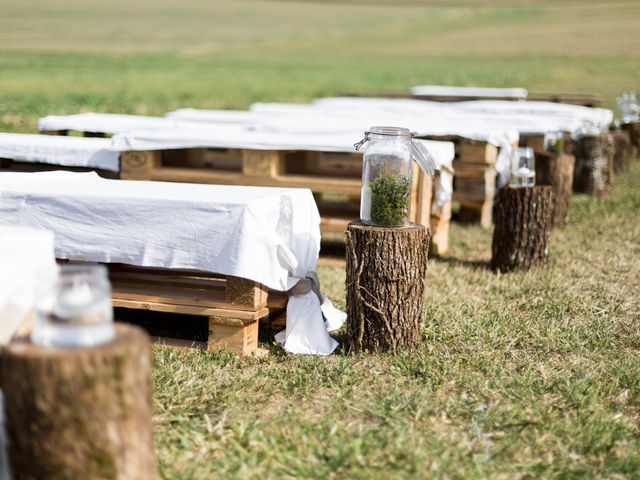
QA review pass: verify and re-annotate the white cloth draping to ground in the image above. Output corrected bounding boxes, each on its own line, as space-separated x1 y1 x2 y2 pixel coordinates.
0 171 345 355
0 133 120 172
0 226 57 345
410 85 528 99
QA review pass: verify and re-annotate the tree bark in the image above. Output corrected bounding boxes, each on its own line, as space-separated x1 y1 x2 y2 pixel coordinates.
534 151 575 227
611 130 633 173
621 121 640 160
346 221 429 353
0 324 156 480
491 186 555 273
573 134 614 197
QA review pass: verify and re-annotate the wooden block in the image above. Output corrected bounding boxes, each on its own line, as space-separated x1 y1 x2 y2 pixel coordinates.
430 200 452 256
208 318 259 355
120 150 162 179
305 151 363 177
411 167 432 227
225 276 268 310
456 141 498 164
242 150 285 178
520 135 545 152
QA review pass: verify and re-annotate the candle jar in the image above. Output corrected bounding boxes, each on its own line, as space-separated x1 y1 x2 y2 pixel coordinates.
357 127 415 227
509 147 535 188
31 264 115 348
617 92 639 123
544 131 564 153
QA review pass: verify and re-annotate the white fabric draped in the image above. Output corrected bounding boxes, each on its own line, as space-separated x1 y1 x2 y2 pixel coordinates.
0 171 345 355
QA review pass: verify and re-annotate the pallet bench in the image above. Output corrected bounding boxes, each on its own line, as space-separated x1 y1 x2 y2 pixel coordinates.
36 117 454 255
107 264 287 355
1 172 336 355
118 147 447 252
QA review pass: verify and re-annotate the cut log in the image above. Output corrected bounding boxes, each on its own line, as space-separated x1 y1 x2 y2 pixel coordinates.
621 121 640 160
573 134 614 197
346 221 429 353
491 186 555 273
0 324 156 480
534 152 575 227
611 130 633 173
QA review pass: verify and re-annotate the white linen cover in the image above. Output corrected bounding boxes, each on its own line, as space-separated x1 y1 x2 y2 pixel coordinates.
410 85 528 99
250 101 520 147
0 133 120 172
37 112 190 135
0 171 344 355
0 226 58 345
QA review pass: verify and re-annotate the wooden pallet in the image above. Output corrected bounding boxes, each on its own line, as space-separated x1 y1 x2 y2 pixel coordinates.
108 264 287 355
422 137 498 228
119 147 450 254
38 130 450 253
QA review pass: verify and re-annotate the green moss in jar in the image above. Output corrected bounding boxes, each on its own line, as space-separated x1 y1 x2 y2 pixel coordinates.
369 174 410 226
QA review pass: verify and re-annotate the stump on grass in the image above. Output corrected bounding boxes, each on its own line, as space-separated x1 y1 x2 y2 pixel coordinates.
573 134 614 197
611 130 633 173
346 221 429 353
534 151 575 227
491 186 555 272
0 324 156 480
621 121 640 160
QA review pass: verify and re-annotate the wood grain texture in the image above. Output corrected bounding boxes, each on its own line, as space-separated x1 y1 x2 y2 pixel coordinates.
0 324 156 480
534 151 575 227
491 186 555 272
346 221 429 353
573 134 614 197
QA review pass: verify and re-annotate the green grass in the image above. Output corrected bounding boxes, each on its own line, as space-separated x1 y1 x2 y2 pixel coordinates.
1 0 639 477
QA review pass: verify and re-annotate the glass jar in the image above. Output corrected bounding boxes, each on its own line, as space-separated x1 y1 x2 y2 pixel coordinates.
358 127 414 227
509 147 535 188
544 131 564 153
31 264 115 348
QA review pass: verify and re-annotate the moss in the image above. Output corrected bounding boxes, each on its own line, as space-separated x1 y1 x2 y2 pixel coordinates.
369 174 410 227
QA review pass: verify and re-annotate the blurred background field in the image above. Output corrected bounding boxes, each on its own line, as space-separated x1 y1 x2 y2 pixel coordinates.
1 0 639 132
1 1 639 478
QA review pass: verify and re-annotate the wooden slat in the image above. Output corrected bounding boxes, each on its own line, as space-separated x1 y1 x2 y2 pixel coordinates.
242 150 285 178
112 296 268 321
127 165 363 195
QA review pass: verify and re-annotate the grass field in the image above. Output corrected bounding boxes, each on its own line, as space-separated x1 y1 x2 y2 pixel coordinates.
1 0 639 478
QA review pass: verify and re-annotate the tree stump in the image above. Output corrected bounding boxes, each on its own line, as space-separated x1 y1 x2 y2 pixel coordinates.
621 121 640 160
534 151 575 227
573 134 614 197
346 221 429 353
0 324 156 480
491 186 555 273
611 130 633 173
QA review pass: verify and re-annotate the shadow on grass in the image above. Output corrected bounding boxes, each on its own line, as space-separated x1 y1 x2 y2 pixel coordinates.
432 255 490 270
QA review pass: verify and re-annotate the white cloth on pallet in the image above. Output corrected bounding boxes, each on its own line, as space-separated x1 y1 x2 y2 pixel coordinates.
410 85 528 99
0 133 120 172
37 112 194 135
0 226 58 346
0 171 344 355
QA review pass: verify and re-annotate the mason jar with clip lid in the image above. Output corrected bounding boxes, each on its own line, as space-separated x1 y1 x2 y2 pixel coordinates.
355 126 436 227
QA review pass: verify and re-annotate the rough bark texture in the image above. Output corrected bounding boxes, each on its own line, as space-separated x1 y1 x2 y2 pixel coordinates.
346 221 429 353
534 151 575 227
611 130 633 173
491 186 555 273
0 324 156 480
573 134 614 197
621 121 640 160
